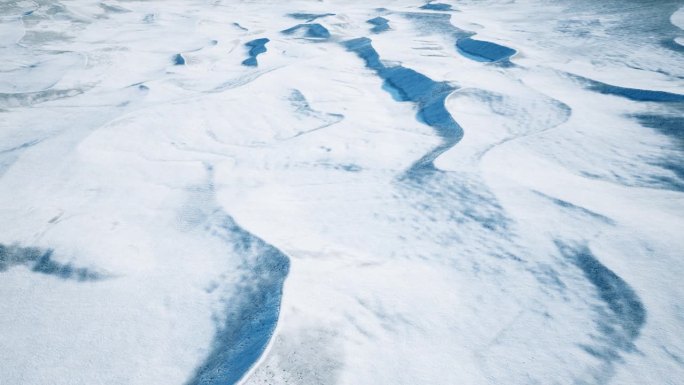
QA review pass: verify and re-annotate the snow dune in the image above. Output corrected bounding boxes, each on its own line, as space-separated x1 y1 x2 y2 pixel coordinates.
1 1 683 385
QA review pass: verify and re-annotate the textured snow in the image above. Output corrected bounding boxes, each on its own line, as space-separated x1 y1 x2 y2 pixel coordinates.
1 1 683 385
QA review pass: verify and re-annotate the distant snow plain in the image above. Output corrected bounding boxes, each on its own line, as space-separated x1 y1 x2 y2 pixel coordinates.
1 1 683 384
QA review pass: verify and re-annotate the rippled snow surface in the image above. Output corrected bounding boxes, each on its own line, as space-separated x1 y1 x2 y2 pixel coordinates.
1 1 683 384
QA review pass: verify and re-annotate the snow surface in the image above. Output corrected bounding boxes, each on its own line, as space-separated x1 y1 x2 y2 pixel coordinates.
1 1 683 384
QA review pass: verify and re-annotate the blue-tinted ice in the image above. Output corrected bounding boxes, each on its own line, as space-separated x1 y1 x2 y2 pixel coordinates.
281 23 330 39
420 3 453 11
344 37 462 173
186 218 289 385
580 76 684 102
173 53 186 65
287 13 335 22
367 17 390 34
0 243 103 281
456 38 516 63
241 38 270 67
184 173 290 385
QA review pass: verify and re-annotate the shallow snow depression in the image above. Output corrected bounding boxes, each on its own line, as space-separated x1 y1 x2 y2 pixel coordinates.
1 0 683 384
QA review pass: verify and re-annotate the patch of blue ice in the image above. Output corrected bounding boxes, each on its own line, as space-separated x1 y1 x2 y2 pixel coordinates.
456 37 516 63
367 17 390 33
420 3 453 11
0 243 104 281
583 77 684 102
287 13 335 22
344 37 462 172
281 23 330 39
173 53 186 65
241 38 269 67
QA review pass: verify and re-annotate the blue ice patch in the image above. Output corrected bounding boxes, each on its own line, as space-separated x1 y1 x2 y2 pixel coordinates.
0 243 104 281
367 17 390 33
344 37 462 172
287 12 335 22
173 53 186 65
420 3 453 11
456 37 516 62
185 215 290 385
583 78 684 102
241 38 270 67
281 23 330 39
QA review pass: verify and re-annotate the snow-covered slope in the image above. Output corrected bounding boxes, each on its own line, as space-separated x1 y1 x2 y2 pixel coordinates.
1 1 683 384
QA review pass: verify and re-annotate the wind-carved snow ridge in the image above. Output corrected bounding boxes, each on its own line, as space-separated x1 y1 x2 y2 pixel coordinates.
0 244 104 281
0 50 87 108
0 87 86 108
563 73 684 189
282 89 344 139
0 139 42 176
2 1 684 384
185 167 289 385
535 192 615 225
233 22 248 32
343 37 462 175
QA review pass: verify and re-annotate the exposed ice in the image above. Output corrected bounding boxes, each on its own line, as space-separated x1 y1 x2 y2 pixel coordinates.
241 38 270 67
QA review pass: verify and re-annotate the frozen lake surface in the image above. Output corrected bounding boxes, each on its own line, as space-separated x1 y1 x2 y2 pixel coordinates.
1 1 683 384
